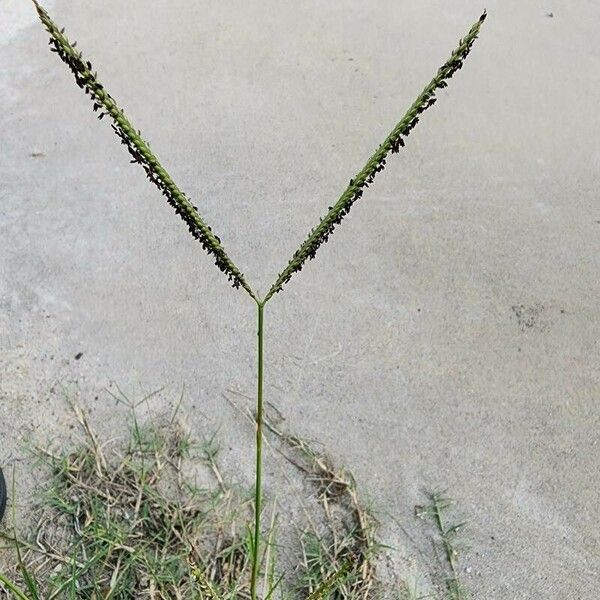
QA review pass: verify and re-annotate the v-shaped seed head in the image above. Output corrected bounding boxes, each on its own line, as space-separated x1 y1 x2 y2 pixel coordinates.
33 0 485 305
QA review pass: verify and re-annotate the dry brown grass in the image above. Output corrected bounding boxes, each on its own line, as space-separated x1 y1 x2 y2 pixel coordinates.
0 404 381 599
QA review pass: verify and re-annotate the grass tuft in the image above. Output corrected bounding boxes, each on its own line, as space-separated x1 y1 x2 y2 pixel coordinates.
264 416 378 599
0 405 479 599
415 491 469 600
0 405 382 599
1 406 256 599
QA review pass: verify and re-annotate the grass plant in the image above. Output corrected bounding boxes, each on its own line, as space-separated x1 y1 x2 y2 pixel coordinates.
0 403 475 599
10 3 487 596
0 402 380 599
0 403 257 599
416 492 469 600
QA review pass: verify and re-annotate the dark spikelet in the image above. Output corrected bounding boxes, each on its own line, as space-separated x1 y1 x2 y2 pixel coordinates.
265 11 486 301
32 0 256 301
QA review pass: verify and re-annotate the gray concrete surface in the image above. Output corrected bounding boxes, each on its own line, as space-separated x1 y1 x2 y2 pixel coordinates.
1 0 599 597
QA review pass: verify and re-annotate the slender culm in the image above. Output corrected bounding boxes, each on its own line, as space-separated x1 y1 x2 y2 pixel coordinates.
251 301 265 599
31 0 256 300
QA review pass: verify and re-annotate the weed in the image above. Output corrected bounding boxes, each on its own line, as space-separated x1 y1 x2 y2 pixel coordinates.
416 492 469 600
1 406 255 599
26 3 487 596
264 417 377 599
0 404 382 599
0 405 477 599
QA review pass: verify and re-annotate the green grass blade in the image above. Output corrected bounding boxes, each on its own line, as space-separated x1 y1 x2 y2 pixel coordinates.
31 0 256 300
305 558 352 600
262 509 279 600
14 543 39 600
265 11 486 301
0 573 32 600
264 573 285 600
9 471 39 600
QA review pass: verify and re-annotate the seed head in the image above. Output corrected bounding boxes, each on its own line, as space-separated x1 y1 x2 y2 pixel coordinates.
32 0 256 300
265 11 486 301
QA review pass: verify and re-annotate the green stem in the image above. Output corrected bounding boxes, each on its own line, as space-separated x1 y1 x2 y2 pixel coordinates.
251 300 265 599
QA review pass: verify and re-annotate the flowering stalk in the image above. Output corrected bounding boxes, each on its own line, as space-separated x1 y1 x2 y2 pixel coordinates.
30 2 486 597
